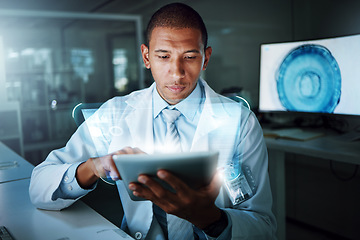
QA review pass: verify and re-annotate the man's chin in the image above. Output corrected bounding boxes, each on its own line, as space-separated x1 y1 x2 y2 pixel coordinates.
166 97 184 105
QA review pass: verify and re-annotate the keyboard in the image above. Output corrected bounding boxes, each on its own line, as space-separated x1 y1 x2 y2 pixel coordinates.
0 226 14 240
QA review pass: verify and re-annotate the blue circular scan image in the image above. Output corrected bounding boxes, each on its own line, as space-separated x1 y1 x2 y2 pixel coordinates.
276 44 341 113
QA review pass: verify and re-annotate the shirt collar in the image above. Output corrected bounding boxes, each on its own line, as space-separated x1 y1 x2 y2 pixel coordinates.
153 82 203 121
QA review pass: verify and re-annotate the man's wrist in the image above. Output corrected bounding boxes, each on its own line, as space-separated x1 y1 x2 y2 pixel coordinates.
192 205 221 229
76 159 99 189
202 210 228 237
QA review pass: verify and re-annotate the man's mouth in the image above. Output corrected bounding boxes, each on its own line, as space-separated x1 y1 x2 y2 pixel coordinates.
167 85 185 93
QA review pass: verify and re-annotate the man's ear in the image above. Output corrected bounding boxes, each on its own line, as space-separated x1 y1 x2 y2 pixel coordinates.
202 46 212 70
141 44 151 69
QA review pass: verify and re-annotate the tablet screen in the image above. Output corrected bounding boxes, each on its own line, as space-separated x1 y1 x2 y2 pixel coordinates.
113 151 219 201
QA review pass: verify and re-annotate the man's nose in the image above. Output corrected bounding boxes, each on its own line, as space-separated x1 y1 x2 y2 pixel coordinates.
169 58 185 78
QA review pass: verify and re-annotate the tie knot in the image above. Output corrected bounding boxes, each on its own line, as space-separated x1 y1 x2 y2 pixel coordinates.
162 108 181 123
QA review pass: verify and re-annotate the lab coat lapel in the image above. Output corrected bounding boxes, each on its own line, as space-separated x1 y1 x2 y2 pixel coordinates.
125 85 155 154
190 79 228 152
120 85 155 237
190 105 216 152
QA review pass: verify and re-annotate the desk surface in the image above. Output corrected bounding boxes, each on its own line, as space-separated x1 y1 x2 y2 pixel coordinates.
264 131 360 165
0 141 133 240
0 178 133 240
0 141 34 183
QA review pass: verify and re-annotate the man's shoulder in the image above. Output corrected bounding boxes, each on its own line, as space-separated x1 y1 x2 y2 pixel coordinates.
210 93 250 116
201 79 248 109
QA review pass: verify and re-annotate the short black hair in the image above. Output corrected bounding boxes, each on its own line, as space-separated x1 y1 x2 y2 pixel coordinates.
146 2 208 50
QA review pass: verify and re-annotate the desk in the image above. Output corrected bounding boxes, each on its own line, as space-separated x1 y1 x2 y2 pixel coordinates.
0 179 133 240
0 141 33 183
0 142 133 240
265 132 360 240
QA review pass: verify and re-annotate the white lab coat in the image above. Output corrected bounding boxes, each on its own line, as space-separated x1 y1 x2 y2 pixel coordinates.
29 79 277 239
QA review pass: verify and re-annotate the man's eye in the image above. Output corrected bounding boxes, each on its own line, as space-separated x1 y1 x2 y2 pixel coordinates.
185 56 196 59
158 55 169 59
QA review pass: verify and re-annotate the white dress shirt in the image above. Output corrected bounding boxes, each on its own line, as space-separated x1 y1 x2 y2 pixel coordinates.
148 83 232 239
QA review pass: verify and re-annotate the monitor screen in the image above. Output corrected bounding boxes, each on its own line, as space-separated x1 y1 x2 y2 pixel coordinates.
259 34 360 116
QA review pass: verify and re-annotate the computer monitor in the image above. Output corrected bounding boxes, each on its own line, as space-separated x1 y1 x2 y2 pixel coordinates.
259 34 360 117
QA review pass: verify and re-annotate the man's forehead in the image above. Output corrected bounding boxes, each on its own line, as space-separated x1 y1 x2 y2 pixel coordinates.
149 27 204 49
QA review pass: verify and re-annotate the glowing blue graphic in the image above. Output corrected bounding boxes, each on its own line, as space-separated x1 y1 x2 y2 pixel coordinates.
276 44 341 113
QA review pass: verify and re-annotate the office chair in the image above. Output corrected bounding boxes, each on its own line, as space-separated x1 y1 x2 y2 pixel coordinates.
71 102 123 228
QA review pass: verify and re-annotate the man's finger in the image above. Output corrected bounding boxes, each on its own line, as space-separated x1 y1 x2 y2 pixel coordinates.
129 181 159 201
157 170 191 196
91 157 107 178
109 156 121 180
137 174 176 200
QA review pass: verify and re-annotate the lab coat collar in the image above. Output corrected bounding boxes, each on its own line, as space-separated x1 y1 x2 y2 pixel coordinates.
124 84 156 154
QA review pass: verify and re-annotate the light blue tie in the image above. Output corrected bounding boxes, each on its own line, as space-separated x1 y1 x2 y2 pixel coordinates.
162 108 182 153
158 108 194 239
153 204 168 239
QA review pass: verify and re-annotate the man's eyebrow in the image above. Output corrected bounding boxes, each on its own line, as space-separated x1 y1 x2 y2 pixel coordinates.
153 49 201 54
154 49 169 53
184 49 201 54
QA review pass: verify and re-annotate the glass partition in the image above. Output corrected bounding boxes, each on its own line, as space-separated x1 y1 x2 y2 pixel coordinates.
0 10 144 164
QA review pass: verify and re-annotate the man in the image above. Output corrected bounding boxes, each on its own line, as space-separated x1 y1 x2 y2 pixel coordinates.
30 3 277 239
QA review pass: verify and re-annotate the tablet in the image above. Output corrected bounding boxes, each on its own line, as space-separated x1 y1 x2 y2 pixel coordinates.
113 151 219 201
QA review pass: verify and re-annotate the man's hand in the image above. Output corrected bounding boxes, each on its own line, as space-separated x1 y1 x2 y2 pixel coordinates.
128 170 223 229
77 147 144 188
